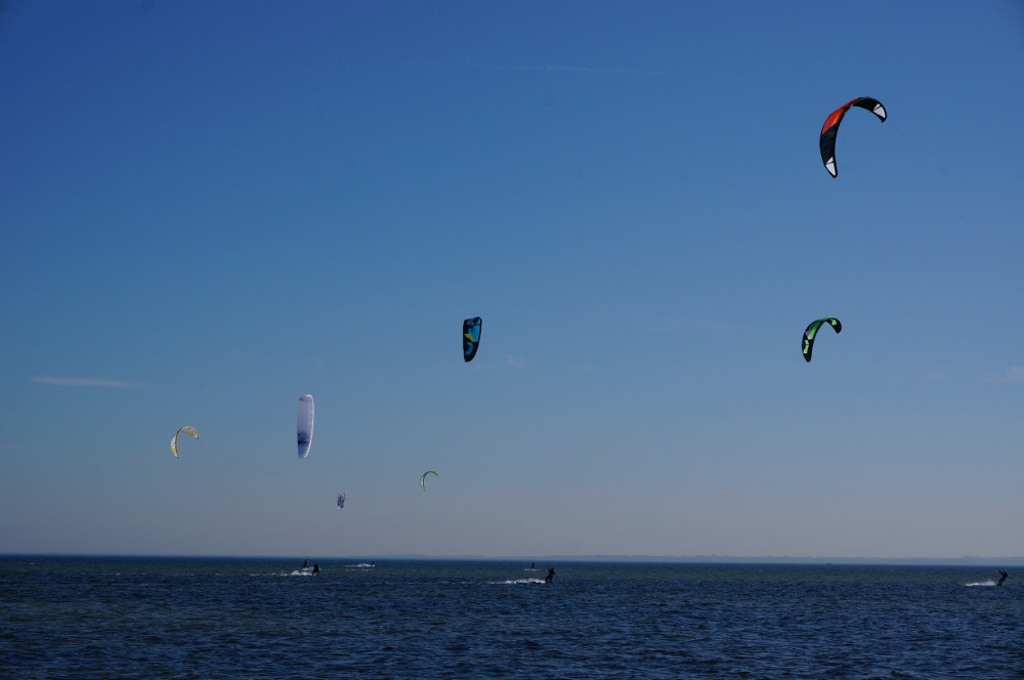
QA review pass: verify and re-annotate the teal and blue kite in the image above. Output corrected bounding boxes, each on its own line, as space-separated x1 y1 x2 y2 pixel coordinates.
463 317 482 362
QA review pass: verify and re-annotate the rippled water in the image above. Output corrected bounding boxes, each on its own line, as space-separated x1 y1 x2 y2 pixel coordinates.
1 557 1020 679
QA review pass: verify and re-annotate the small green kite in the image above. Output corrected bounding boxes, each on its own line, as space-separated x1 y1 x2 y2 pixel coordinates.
802 317 842 362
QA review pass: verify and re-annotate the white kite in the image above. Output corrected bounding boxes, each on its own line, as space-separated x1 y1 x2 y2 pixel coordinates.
170 426 199 458
297 395 314 459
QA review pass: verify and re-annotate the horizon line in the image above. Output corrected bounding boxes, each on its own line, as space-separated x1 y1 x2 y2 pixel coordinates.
4 552 1023 566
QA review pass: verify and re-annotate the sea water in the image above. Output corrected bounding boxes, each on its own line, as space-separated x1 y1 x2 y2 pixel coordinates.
1 557 1020 679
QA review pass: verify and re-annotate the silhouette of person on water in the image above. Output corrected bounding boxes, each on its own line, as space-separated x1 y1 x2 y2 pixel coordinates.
312 563 320 576
302 559 309 570
997 569 1008 586
545 567 555 583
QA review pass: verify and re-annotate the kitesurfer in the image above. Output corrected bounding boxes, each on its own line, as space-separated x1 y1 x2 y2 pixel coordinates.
545 567 555 583
312 563 320 576
302 559 309 570
997 570 1008 586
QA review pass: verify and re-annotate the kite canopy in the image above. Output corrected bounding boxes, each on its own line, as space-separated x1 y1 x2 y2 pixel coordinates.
297 395 314 459
819 97 886 177
419 470 438 491
463 317 482 362
337 493 346 510
802 317 842 362
170 426 199 458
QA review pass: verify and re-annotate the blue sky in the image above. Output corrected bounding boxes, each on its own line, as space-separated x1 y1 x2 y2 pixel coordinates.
2 1 1023 560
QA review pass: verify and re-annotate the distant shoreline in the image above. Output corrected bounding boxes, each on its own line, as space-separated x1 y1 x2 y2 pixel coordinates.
4 553 1023 567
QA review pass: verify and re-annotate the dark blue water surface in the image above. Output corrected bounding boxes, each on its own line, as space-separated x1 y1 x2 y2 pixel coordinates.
1 557 1020 679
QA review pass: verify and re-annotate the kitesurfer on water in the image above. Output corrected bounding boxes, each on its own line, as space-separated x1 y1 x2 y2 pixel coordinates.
545 567 555 583
997 570 1008 586
312 563 320 576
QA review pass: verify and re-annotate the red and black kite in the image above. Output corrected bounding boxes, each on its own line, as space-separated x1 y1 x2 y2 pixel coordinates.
819 97 886 177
